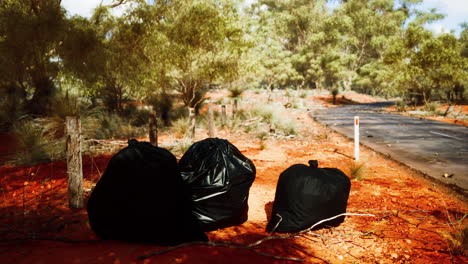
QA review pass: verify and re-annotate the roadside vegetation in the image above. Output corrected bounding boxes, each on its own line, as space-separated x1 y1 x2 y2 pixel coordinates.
0 1 466 262
0 0 467 158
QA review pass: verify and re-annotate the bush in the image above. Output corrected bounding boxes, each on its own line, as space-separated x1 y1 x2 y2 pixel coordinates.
10 120 65 166
86 113 147 140
395 101 407 112
250 104 296 135
50 93 82 119
423 102 441 114
251 104 277 124
170 106 189 124
171 117 191 139
130 108 151 127
150 94 174 127
348 161 366 180
227 109 251 132
0 92 25 132
277 120 297 135
439 214 468 256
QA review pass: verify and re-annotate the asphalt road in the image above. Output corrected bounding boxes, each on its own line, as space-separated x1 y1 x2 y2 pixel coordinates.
312 102 468 195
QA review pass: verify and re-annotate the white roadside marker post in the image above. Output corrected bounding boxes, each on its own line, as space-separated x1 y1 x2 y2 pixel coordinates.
354 116 360 161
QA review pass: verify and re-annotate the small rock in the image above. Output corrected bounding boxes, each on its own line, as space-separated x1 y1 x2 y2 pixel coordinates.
391 253 398 259
337 255 343 260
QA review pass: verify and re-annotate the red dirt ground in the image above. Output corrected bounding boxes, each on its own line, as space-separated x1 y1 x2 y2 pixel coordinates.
1 90 467 264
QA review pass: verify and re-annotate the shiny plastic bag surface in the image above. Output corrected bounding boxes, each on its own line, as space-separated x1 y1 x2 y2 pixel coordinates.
179 138 256 231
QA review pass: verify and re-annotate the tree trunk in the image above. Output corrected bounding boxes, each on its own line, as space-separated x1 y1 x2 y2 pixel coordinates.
208 107 215 138
28 77 56 115
149 111 158 146
65 116 84 209
188 107 196 139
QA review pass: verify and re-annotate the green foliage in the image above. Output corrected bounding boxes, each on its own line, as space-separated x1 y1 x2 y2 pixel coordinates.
2 0 466 126
140 0 250 109
0 0 104 115
385 25 467 104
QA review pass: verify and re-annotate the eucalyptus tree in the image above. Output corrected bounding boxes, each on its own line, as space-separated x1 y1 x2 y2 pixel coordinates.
251 0 328 89
130 0 249 136
73 3 154 114
0 0 68 115
247 2 300 91
329 0 410 95
384 25 467 104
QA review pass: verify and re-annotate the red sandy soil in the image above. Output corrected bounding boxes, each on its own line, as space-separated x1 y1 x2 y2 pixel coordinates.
1 90 467 264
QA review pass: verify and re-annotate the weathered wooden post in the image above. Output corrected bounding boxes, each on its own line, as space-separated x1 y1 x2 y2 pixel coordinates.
233 99 238 116
208 107 215 138
65 116 84 209
189 107 196 138
221 105 227 127
149 111 158 146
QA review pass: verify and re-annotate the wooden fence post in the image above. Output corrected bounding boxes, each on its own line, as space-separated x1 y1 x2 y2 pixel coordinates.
66 116 83 209
188 107 196 138
208 107 215 138
149 111 158 147
233 99 238 116
221 105 227 127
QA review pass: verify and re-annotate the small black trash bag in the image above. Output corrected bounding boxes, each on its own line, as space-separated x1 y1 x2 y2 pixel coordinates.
266 160 351 233
179 138 256 231
87 139 207 245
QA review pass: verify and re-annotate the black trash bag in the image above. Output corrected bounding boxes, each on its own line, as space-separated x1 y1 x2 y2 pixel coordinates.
266 160 351 233
179 138 256 231
87 139 207 245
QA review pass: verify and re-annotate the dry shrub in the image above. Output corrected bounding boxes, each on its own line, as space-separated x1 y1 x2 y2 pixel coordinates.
348 160 366 180
171 117 190 139
440 213 468 256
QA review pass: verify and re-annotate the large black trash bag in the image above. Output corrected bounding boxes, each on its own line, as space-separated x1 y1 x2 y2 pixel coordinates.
178 138 256 231
87 139 207 245
266 160 351 233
